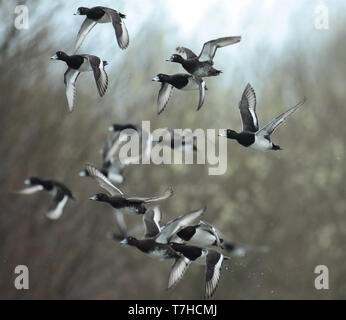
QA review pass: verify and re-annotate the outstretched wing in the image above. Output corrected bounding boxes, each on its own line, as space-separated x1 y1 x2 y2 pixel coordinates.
16 185 44 195
205 251 225 299
168 257 191 290
46 191 68 220
196 77 206 111
85 163 124 196
155 207 205 244
64 68 80 112
143 206 162 238
126 187 173 203
74 18 97 54
157 83 174 115
176 46 198 59
84 55 108 97
103 8 129 49
199 36 241 62
238 83 258 132
257 97 306 137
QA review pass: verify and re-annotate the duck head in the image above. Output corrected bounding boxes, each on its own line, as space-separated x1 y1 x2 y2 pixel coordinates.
152 73 169 82
24 177 42 185
74 7 89 15
219 129 238 139
51 51 69 61
166 54 184 64
120 236 139 247
89 193 110 202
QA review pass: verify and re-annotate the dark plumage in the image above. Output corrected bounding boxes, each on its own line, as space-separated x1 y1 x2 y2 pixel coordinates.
16 177 74 220
219 83 306 151
168 243 229 299
152 73 207 113
167 36 241 77
86 164 173 214
74 6 129 52
51 51 108 111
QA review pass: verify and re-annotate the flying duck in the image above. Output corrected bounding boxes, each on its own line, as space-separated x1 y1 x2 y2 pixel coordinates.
16 178 75 220
86 164 173 214
51 51 108 111
168 243 229 299
152 73 207 114
74 6 129 53
152 128 198 153
120 206 205 260
219 83 306 151
79 133 126 184
167 36 241 77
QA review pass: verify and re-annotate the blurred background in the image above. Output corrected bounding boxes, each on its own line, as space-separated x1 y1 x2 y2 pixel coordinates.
1 0 345 299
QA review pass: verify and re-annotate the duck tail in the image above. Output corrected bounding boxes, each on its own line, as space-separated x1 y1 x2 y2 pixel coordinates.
272 143 282 151
119 13 126 19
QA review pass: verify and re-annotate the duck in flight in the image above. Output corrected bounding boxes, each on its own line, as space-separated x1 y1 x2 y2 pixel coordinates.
152 73 207 114
51 51 108 111
219 83 306 151
168 242 229 299
167 36 241 77
120 206 205 259
73 6 129 53
85 163 173 214
79 133 127 184
16 177 75 220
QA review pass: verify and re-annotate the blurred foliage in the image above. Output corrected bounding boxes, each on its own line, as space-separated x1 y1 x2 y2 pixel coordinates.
0 1 345 299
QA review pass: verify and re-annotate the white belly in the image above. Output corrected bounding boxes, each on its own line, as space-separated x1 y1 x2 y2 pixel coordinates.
188 229 215 247
98 15 111 24
181 80 199 91
148 249 166 260
250 136 272 152
78 59 93 72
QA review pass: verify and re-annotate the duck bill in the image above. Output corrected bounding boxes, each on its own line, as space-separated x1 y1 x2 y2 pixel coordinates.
73 10 81 15
89 195 97 201
218 130 227 137
24 179 30 185
108 125 115 131
152 76 160 81
120 239 128 245
165 56 174 62
50 54 58 60
79 170 87 177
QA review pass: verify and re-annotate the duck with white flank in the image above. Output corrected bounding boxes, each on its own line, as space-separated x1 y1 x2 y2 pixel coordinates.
73 6 129 53
168 242 229 299
51 51 108 111
16 178 75 220
120 206 205 259
167 36 241 77
219 83 306 151
85 164 173 214
152 73 207 114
